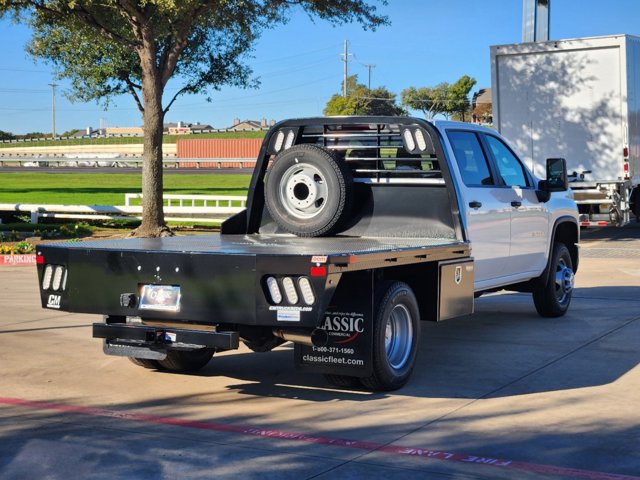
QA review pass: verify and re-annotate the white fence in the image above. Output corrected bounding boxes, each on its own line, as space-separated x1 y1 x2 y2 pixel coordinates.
0 157 257 168
0 194 247 224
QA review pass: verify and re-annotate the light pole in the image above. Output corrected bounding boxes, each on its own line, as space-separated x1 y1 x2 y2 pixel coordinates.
48 83 58 139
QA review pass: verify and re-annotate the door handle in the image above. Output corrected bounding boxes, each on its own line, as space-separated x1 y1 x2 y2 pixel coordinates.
511 201 522 208
469 201 482 209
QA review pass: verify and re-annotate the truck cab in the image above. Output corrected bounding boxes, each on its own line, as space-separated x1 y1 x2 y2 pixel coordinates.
436 121 579 292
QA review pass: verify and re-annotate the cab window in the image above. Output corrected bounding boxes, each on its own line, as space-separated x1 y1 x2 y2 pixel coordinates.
447 131 494 187
484 135 530 188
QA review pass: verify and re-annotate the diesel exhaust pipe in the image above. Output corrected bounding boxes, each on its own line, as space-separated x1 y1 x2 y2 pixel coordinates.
273 328 328 347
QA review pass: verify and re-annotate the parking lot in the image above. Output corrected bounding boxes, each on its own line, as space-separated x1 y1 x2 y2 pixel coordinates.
0 226 638 479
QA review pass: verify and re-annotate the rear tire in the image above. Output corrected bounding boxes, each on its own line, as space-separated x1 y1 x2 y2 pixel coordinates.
128 357 160 369
533 242 575 317
241 336 285 353
157 348 215 373
360 281 420 391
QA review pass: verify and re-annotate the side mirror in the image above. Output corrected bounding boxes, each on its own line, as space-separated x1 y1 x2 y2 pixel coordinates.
536 158 568 202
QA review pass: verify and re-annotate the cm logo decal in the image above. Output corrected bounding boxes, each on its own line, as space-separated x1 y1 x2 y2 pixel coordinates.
47 295 62 309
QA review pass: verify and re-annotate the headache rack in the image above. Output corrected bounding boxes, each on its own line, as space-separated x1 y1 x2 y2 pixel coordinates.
303 122 442 182
263 117 444 184
238 117 458 235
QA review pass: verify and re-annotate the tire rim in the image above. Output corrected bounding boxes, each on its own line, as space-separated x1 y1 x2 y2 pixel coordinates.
384 304 413 370
278 163 329 219
555 258 575 305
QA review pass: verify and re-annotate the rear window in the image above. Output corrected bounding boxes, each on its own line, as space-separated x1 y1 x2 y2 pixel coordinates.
447 131 494 186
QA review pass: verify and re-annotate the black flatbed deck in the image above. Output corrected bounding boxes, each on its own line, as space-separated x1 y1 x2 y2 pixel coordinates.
43 233 470 270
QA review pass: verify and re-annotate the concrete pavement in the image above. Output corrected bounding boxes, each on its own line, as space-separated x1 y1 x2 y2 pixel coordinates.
0 228 638 479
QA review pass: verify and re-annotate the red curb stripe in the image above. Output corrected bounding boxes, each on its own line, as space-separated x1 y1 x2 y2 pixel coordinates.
0 255 36 266
1 396 637 480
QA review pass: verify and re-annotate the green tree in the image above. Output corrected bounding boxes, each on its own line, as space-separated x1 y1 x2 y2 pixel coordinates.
447 75 477 121
401 83 450 119
324 75 404 116
62 129 81 137
0 130 15 141
1 1 387 237
402 75 476 121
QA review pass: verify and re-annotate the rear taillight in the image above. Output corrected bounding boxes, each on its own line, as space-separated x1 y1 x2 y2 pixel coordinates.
264 276 315 306
42 265 67 292
266 276 282 304
42 265 54 290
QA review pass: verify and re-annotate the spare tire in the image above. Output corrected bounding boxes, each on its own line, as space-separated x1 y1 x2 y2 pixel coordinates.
265 144 353 237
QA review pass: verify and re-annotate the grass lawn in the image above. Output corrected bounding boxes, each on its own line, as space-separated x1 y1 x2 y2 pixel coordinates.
0 172 251 205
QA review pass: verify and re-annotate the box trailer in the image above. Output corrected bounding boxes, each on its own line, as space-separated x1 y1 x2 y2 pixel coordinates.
491 34 640 226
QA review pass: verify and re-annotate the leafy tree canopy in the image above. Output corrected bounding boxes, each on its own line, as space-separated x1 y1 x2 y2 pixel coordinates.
0 0 388 236
0 130 15 141
401 75 476 121
324 75 405 116
401 83 450 119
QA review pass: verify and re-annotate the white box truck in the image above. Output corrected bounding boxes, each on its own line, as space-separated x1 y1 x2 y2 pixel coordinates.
491 34 640 226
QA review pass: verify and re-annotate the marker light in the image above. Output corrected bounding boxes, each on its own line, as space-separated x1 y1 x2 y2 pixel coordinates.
42 265 53 290
285 130 295 149
414 129 427 151
274 131 285 152
266 276 282 304
402 129 416 152
52 266 65 291
298 277 315 305
310 266 327 277
282 277 299 304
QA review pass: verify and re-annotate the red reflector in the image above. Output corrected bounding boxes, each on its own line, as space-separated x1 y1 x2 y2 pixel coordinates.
310 266 327 277
36 255 45 265
624 147 629 157
598 222 608 226
580 222 590 227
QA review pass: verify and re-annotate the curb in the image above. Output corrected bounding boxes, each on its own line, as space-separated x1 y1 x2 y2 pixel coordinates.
0 255 36 266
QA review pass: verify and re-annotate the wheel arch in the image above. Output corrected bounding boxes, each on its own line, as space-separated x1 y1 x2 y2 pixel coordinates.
551 217 580 274
528 216 579 290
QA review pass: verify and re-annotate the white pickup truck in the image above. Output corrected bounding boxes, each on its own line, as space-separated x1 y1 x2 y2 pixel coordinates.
36 117 579 391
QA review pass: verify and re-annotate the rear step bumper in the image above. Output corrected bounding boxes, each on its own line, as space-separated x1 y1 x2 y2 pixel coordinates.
93 323 240 350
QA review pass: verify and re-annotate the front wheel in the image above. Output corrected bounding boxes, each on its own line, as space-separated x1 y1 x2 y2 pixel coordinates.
360 281 420 391
533 242 575 317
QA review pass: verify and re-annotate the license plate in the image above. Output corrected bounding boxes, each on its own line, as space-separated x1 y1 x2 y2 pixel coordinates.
139 285 181 312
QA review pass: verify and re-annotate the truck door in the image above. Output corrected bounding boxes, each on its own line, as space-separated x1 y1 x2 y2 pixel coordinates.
482 134 549 277
446 130 511 286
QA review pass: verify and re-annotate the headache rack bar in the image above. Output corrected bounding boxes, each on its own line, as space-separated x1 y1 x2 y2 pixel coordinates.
295 121 442 181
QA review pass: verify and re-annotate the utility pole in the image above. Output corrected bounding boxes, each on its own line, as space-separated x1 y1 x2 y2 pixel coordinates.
340 40 352 97
363 63 376 89
48 83 58 139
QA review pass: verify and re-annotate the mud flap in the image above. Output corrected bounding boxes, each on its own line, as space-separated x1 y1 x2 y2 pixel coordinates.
294 271 373 377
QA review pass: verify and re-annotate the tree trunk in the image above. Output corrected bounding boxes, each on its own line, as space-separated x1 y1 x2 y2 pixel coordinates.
131 42 171 237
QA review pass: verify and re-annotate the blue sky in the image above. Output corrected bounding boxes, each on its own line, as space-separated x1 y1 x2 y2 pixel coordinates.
1 0 640 134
